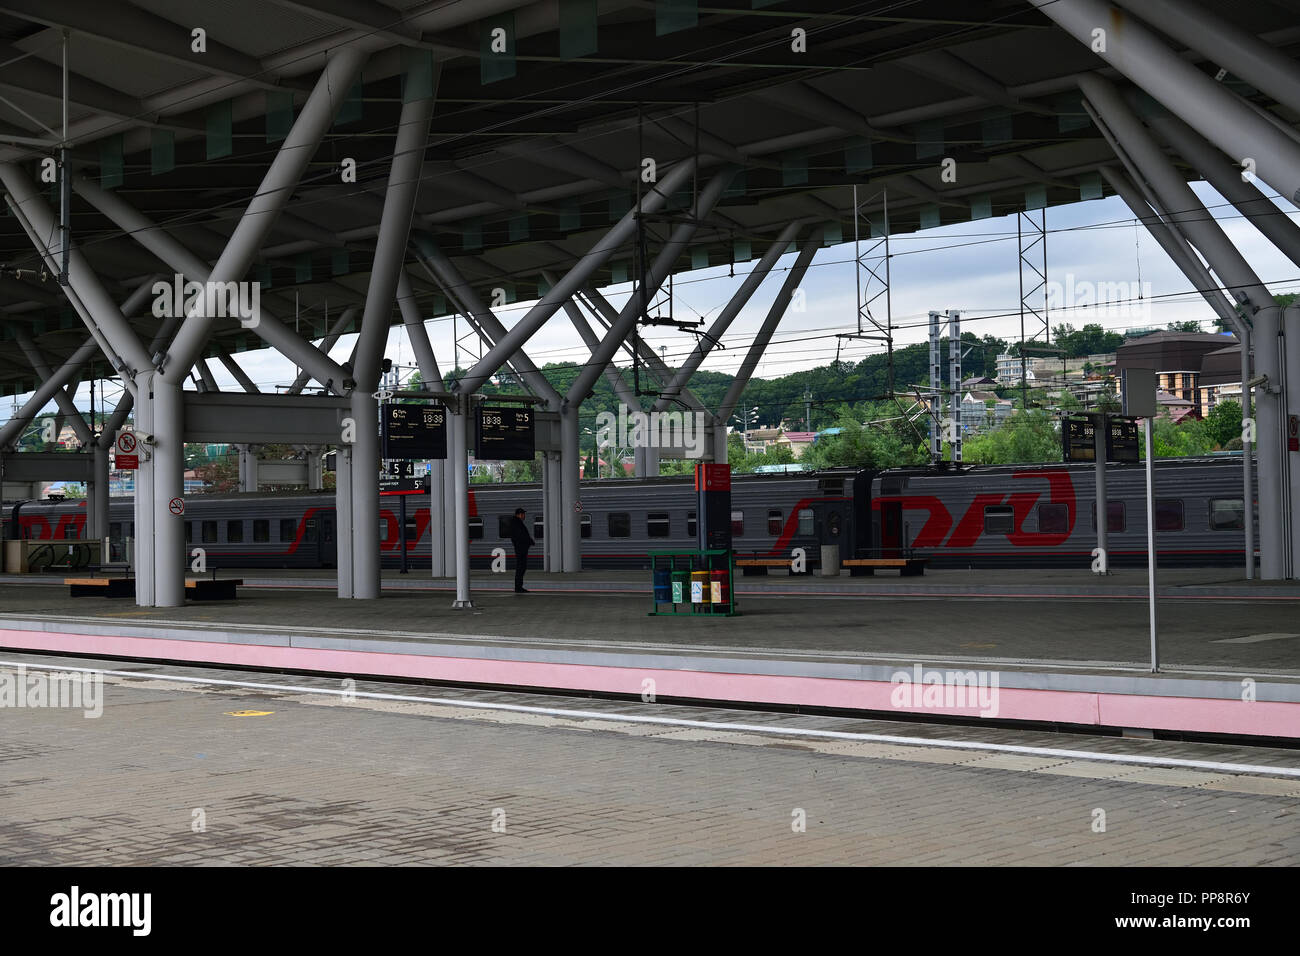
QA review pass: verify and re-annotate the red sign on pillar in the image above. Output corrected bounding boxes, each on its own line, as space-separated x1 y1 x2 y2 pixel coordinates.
694 463 731 492
1288 415 1299 452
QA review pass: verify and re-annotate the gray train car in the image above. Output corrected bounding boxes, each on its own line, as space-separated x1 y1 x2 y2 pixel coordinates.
4 456 1253 571
856 455 1255 568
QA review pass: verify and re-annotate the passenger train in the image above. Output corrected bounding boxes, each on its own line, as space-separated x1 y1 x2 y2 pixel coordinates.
2 456 1255 571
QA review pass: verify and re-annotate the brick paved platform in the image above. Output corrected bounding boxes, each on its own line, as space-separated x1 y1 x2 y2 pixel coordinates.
1 655 1297 866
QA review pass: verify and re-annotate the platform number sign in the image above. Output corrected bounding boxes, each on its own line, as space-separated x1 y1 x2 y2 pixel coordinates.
476 406 535 460
381 404 447 460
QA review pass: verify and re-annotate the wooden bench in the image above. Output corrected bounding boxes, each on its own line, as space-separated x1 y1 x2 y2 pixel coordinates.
65 577 136 598
734 557 808 576
842 557 929 577
65 577 244 600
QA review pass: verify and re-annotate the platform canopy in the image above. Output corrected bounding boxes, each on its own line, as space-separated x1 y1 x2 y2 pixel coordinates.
0 0 1297 395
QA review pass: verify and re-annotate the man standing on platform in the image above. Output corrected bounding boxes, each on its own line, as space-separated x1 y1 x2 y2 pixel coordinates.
509 507 534 593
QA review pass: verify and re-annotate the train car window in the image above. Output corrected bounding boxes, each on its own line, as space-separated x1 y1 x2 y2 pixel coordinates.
731 511 744 536
608 512 631 537
253 519 269 542
304 519 318 542
202 520 218 543
128 522 134 538
498 515 513 538
279 518 296 542
468 517 483 540
185 522 192 543
227 520 244 543
1155 499 1184 532
1209 498 1245 531
798 509 814 536
827 511 841 537
533 517 544 539
1038 503 1069 534
110 522 121 539
647 513 670 537
983 505 1014 535
404 518 418 543
580 514 592 539
64 524 79 540
767 510 783 535
1089 501 1126 533
686 512 696 537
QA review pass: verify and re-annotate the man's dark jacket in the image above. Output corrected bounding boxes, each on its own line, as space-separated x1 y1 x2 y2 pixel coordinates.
509 516 534 552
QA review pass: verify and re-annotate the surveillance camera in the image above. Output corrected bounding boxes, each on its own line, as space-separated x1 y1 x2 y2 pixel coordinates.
138 433 156 445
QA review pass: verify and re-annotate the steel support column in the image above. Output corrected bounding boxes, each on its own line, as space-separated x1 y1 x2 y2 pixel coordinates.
89 443 109 541
451 401 473 606
350 389 381 599
560 403 581 572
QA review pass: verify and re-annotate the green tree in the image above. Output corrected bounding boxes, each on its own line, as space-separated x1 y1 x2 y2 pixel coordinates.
962 410 1062 464
1203 399 1242 449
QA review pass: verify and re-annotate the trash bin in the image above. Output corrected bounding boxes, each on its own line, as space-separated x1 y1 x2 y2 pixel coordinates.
819 544 841 577
690 570 711 605
709 568 729 607
652 568 671 604
671 570 690 605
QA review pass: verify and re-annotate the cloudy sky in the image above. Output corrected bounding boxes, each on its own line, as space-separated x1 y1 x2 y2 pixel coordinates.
11 179 1300 427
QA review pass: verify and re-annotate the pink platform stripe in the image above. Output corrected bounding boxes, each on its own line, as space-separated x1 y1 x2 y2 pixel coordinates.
1 626 1295 739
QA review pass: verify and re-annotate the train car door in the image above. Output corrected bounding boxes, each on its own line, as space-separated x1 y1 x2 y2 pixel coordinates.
880 501 903 558
812 502 845 549
319 511 337 567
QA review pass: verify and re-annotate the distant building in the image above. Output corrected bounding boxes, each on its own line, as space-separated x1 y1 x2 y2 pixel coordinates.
1115 330 1237 414
1196 344 1244 417
775 431 817 458
959 392 1013 432
995 353 1044 384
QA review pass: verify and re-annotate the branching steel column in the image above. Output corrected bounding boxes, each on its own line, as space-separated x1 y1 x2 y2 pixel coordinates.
1112 0 1300 117
0 338 98 449
1032 0 1300 203
413 237 561 406
289 306 358 394
456 158 698 395
73 175 350 394
213 344 260 393
652 222 801 413
718 226 825 424
162 47 367 384
0 164 151 375
1083 75 1285 576
396 271 443 391
14 331 93 446
1148 113 1300 272
1101 165 1255 577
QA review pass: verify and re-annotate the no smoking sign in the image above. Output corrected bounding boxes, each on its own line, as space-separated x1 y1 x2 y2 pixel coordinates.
168 497 185 516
